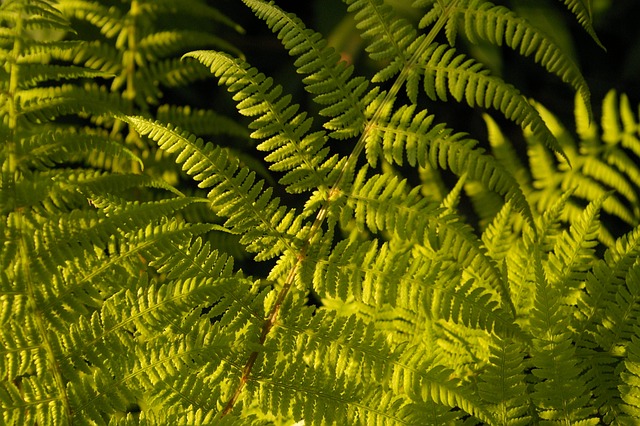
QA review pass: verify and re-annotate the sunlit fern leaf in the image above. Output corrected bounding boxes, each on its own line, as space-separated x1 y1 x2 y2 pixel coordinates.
345 0 420 95
16 83 126 123
366 103 535 228
431 274 516 336
344 166 443 239
17 128 142 171
602 90 640 155
436 0 591 111
593 263 640 353
391 348 496 423
529 244 599 425
139 30 241 61
156 105 249 139
421 42 569 164
56 0 124 39
242 0 371 140
505 188 572 324
481 200 515 262
575 226 640 346
545 194 605 302
123 115 303 261
11 64 111 87
183 50 340 195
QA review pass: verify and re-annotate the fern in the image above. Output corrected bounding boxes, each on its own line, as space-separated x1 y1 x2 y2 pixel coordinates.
6 0 640 425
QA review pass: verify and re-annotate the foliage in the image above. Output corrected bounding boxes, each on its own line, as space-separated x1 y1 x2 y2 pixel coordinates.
2 0 640 425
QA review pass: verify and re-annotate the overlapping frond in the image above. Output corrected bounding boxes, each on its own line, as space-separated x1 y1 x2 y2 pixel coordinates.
365 103 534 226
545 195 605 301
5 0 636 424
528 245 599 425
620 330 640 421
478 337 531 425
183 50 339 194
123 116 303 260
436 0 591 109
243 0 372 140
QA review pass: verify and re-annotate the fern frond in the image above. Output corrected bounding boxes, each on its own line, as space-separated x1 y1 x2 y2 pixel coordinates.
448 0 591 109
156 105 249 139
139 30 240 61
184 50 339 194
421 42 568 163
242 0 372 140
366 103 535 227
18 128 142 171
556 0 604 49
481 201 516 262
346 0 420 93
343 167 442 239
123 116 303 261
529 245 598 425
620 329 640 421
55 0 123 38
478 337 531 425
545 194 605 303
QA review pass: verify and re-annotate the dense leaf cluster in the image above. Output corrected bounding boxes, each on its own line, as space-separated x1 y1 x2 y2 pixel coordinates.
2 0 640 424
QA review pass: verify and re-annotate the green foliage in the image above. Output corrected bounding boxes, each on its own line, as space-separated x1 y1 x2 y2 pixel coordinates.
2 0 640 425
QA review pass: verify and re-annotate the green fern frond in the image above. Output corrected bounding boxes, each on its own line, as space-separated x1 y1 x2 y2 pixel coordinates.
139 30 241 61
556 0 604 49
366 103 535 227
528 244 598 425
344 167 442 239
0 0 72 33
444 0 591 109
123 116 303 261
545 194 605 302
478 337 531 426
421 42 568 162
156 105 249 139
481 200 516 262
392 349 496 423
346 0 419 88
242 0 371 140
18 128 142 171
620 329 640 421
55 0 123 38
184 50 339 194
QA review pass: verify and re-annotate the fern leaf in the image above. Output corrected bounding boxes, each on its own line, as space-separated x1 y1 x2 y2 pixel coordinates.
123 116 303 261
18 128 142 171
366 103 535 227
478 337 531 425
620 330 640 421
529 245 598 425
242 0 372 140
422 42 569 164
56 0 124 38
482 201 516 262
545 194 605 302
453 0 591 109
346 0 421 98
184 50 339 194
139 30 241 60
556 0 604 49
